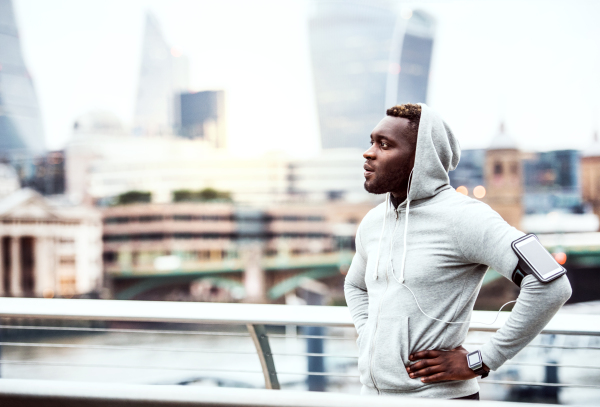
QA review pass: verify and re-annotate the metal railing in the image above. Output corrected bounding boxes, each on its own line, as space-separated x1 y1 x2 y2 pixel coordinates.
0 378 562 407
0 297 599 404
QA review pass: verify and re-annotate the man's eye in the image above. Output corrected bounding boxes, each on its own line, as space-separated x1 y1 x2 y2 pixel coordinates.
380 142 388 148
369 141 374 145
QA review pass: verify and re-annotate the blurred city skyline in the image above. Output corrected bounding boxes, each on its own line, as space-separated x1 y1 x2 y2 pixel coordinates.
12 0 600 156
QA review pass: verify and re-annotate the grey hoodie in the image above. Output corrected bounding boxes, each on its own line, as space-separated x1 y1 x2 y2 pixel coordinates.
344 104 572 398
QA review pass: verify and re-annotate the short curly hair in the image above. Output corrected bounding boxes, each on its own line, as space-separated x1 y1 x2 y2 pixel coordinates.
386 103 421 147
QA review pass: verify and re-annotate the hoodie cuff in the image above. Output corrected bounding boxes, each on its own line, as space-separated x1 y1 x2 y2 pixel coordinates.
480 342 509 371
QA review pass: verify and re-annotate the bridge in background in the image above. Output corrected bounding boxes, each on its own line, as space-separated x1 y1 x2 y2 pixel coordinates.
108 252 355 300
108 233 600 302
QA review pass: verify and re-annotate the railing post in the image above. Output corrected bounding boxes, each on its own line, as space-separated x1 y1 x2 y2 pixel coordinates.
247 324 280 390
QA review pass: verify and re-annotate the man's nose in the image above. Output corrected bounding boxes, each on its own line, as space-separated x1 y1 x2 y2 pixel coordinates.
363 144 376 160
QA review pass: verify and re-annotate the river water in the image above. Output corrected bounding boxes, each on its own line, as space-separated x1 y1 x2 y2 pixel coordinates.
0 323 361 392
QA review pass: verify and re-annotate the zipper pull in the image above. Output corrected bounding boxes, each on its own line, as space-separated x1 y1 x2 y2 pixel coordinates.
395 209 399 220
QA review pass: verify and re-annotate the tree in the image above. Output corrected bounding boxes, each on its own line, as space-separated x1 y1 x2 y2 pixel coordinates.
115 191 152 205
172 188 232 202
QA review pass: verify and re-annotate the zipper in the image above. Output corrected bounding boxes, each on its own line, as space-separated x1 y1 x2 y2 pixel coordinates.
368 260 389 394
368 212 398 394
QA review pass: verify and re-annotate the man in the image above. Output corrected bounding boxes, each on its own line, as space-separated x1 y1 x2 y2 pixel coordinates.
344 103 572 400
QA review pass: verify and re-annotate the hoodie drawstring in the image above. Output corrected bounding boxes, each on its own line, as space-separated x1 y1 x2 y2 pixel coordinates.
397 199 410 284
374 170 414 282
372 193 390 280
391 169 413 284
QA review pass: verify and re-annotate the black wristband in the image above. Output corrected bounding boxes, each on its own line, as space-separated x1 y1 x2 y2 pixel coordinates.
473 366 489 379
511 266 527 287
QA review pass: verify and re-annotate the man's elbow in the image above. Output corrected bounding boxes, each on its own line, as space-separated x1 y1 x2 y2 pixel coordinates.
344 277 367 296
550 274 572 305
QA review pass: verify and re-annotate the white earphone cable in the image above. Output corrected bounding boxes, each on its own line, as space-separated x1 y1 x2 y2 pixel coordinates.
401 282 517 325
386 168 516 326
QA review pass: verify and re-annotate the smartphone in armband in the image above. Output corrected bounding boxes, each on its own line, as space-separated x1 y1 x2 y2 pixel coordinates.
511 234 566 286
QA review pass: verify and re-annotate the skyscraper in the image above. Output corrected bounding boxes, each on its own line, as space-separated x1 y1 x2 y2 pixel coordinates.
389 10 436 107
308 1 435 150
0 0 45 156
178 91 226 149
133 13 189 135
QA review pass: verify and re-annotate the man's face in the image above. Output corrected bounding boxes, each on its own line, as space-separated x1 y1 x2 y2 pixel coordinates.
363 116 416 195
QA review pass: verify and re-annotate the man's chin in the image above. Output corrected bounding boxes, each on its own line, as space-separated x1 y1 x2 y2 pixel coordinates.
364 180 386 195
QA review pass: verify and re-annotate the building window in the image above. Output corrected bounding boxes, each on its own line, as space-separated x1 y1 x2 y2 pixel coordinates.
104 217 130 224
59 256 76 265
307 216 324 222
21 237 35 295
173 215 192 221
139 216 163 222
103 252 118 263
103 235 131 242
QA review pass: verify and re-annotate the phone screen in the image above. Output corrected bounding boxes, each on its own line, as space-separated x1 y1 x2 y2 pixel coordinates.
517 237 561 277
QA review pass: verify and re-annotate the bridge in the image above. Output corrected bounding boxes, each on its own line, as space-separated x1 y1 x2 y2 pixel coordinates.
108 233 600 302
108 251 355 300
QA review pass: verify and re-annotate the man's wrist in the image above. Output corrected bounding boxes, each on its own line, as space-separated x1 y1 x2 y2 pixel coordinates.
475 362 490 378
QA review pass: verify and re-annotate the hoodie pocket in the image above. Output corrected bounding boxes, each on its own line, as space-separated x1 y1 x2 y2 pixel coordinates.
371 316 423 391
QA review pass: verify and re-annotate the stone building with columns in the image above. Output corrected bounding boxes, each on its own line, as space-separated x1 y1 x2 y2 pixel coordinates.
0 189 102 298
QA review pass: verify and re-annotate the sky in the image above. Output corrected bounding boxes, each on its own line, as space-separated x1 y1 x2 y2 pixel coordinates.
13 0 600 156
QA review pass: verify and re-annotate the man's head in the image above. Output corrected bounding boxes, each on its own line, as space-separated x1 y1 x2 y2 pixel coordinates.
363 104 421 196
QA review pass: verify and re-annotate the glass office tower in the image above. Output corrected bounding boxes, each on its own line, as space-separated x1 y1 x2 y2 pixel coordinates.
0 0 45 156
309 1 435 150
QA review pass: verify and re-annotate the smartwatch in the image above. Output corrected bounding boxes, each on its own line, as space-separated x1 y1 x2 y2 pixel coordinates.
466 350 489 378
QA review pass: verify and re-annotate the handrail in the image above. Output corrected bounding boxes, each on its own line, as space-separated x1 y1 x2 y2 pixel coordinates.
0 298 599 336
0 298 353 327
0 379 559 407
1 298 599 394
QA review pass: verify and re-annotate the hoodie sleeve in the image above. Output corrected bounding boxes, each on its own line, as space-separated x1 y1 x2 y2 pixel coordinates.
344 223 369 336
452 199 572 371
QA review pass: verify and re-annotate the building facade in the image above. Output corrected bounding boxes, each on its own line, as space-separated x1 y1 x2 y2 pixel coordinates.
0 189 102 298
308 1 435 150
582 133 600 223
133 13 190 136
0 0 45 157
178 91 226 149
482 125 523 228
448 149 485 191
102 202 372 270
449 126 595 231
0 164 19 198
522 149 582 214
390 9 436 106
66 113 375 205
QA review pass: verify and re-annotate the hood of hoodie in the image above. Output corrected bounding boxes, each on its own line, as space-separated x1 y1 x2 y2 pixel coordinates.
373 104 462 281
407 103 461 203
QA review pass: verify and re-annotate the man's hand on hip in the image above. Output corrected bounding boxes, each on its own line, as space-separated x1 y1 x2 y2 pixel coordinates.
405 346 489 383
